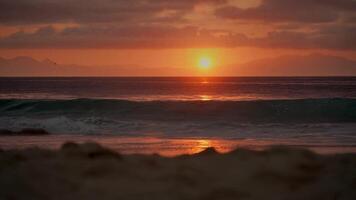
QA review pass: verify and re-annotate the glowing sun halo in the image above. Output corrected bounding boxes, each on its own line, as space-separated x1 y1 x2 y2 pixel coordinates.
198 57 213 69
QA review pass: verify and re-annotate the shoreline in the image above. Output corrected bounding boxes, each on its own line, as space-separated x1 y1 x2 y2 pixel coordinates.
2 134 356 156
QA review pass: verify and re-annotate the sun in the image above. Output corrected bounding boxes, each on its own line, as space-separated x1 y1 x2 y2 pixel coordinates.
198 56 213 69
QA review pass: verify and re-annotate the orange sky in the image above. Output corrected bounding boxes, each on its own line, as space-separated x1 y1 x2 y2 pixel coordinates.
0 0 356 75
0 48 355 67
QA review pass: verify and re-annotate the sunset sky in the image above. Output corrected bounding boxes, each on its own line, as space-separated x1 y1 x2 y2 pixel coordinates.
0 0 356 75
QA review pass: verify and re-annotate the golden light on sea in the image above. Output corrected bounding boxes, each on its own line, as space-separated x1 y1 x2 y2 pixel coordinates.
199 95 212 101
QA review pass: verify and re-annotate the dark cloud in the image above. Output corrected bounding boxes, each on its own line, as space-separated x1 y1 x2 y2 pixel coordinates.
0 0 355 50
216 0 356 23
1 23 355 50
230 24 356 50
0 0 226 25
212 0 356 50
0 25 228 49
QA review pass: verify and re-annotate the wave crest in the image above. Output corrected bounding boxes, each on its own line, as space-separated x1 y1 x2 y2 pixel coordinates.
1 98 356 123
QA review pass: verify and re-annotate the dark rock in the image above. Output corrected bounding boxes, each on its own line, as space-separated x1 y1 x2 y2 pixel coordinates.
0 129 50 136
18 128 50 135
0 129 15 135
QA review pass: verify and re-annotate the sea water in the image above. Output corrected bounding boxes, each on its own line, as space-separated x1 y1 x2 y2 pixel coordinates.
1 77 356 153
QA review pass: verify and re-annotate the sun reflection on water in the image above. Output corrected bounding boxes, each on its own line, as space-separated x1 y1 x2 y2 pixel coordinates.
199 95 212 101
200 81 209 84
189 139 221 154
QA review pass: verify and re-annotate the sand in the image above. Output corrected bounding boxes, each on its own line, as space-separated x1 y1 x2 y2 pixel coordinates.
0 143 356 200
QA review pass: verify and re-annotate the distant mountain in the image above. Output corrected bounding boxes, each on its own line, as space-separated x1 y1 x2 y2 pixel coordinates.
0 56 59 76
1 54 356 76
223 54 356 76
0 56 185 76
0 56 45 67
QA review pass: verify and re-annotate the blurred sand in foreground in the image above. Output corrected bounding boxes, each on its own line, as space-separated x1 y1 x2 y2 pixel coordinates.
1 143 356 200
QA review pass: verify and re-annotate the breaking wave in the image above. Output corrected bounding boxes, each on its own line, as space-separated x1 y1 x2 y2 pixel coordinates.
1 98 356 122
0 98 356 136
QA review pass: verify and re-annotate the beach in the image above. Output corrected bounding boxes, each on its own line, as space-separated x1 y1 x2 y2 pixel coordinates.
1 142 356 200
1 77 356 199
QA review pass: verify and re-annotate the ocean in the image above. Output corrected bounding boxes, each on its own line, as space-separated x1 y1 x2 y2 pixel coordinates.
1 77 356 154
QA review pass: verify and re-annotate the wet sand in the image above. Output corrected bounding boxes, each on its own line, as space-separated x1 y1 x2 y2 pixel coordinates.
1 135 356 156
1 142 356 200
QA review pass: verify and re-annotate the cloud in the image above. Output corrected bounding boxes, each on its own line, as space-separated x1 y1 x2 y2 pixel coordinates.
0 23 355 50
212 0 356 50
0 0 355 50
264 25 356 50
0 25 229 49
0 0 226 25
216 0 356 23
225 24 356 50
